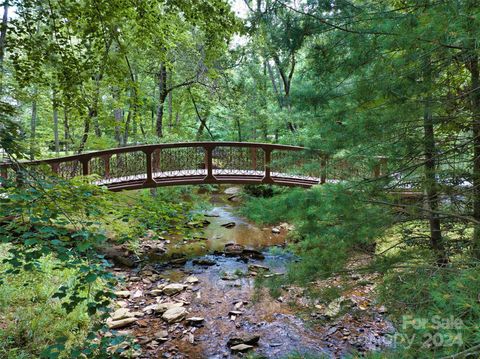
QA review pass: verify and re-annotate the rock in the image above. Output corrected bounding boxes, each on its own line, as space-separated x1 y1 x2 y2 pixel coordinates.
224 187 241 195
132 290 143 298
111 308 133 321
248 264 269 272
162 307 187 323
242 248 265 260
224 243 244 256
155 302 184 314
324 296 345 318
185 276 199 284
192 258 216 266
227 195 240 202
107 317 137 329
114 290 131 298
221 222 236 228
271 227 281 234
116 300 129 308
378 305 387 314
230 344 253 352
150 289 164 296
227 334 260 347
162 283 185 295
169 257 187 266
155 330 169 341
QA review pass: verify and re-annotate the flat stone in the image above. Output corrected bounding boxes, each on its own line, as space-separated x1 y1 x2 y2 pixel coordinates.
155 302 184 314
162 306 187 323
221 222 236 228
224 243 244 256
186 317 204 323
107 317 137 329
227 334 260 347
271 227 281 234
162 283 185 295
155 330 169 340
111 308 133 321
150 289 163 296
224 187 241 195
230 344 253 352
242 248 265 259
185 276 199 284
248 264 269 272
192 258 216 266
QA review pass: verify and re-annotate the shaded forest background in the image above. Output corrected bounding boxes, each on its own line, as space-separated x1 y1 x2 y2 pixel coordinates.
1 0 480 358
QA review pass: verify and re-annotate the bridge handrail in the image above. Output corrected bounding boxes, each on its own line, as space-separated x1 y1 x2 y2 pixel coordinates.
0 142 307 167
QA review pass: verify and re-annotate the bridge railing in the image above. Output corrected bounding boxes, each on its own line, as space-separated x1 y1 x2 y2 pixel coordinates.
0 142 388 189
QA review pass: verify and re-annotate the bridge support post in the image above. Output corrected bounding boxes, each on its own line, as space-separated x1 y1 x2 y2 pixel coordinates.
144 150 156 186
262 148 273 183
204 145 216 182
103 155 111 178
81 158 89 176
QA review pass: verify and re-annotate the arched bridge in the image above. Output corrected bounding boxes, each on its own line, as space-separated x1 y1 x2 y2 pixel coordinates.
0 142 386 191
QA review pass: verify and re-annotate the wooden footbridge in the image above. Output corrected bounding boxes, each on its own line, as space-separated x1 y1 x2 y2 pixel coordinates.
0 142 386 191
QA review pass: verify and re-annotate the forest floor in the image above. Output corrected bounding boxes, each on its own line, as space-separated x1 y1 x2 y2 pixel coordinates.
104 188 394 358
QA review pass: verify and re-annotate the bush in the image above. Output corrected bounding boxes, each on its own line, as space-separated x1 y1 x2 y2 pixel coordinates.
378 265 480 358
0 248 94 358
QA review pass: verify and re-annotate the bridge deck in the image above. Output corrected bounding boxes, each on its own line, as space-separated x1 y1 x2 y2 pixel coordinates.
96 169 321 191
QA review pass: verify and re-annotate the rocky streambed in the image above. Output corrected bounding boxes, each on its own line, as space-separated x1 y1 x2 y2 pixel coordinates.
105 188 394 358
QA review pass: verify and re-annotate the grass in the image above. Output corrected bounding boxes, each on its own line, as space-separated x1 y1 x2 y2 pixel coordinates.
0 245 99 358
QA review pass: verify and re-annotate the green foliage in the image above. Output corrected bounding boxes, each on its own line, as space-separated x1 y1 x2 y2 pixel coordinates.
378 265 480 358
0 175 123 357
243 184 389 281
0 249 93 359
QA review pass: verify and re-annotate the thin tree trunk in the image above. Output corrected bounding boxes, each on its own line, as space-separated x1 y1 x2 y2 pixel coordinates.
93 75 102 137
470 56 480 258
156 63 167 137
168 71 173 128
77 117 90 154
30 90 37 160
63 105 70 154
423 60 448 266
53 91 59 154
0 0 8 95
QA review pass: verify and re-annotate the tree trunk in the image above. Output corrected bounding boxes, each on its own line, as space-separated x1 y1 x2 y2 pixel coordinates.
0 0 8 95
156 63 167 137
53 91 59 154
423 61 448 266
470 56 480 259
64 105 70 154
30 92 37 160
168 71 173 128
78 109 93 154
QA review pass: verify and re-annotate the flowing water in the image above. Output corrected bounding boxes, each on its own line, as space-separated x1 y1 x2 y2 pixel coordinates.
118 187 392 358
